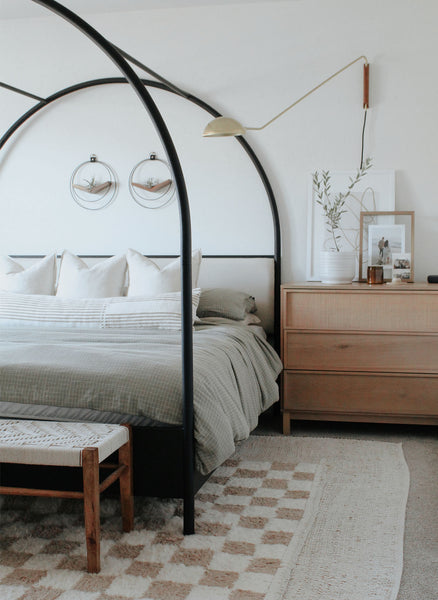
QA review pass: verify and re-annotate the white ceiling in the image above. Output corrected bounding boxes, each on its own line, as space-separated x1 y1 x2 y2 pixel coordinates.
0 0 278 20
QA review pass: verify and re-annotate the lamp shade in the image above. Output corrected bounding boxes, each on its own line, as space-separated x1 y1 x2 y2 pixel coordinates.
203 116 246 137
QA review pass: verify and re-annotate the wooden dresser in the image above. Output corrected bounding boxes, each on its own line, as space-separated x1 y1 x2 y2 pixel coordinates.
281 282 438 434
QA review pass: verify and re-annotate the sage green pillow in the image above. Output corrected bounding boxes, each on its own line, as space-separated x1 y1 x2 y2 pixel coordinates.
197 288 257 320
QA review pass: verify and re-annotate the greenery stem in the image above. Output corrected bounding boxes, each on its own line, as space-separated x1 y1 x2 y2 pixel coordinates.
312 158 372 252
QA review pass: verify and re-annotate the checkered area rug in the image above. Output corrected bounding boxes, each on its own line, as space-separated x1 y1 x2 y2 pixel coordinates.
0 455 319 600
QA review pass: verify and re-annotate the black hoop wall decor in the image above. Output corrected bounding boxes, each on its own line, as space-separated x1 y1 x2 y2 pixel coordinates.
129 152 175 209
70 153 117 210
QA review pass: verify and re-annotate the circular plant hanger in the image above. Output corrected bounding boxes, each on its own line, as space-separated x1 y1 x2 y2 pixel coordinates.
70 154 117 210
128 152 175 209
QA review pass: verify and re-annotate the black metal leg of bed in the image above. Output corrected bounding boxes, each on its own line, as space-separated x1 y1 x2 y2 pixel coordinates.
183 399 195 535
183 479 195 535
182 447 195 534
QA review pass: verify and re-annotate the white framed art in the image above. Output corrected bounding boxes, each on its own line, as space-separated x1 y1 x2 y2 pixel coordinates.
306 169 395 281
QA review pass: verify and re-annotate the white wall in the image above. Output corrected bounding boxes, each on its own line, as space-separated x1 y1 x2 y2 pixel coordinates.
0 0 437 282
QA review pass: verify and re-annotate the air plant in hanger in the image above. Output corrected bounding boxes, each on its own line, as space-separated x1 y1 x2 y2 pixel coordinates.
73 176 112 195
131 177 173 193
84 176 96 192
312 157 372 252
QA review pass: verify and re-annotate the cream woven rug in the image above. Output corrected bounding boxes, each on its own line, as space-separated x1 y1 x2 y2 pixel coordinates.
0 436 409 600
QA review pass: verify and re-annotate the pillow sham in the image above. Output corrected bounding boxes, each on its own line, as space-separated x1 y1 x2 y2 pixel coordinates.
0 289 201 330
197 288 257 320
126 248 202 296
0 254 56 295
56 251 127 298
103 289 201 330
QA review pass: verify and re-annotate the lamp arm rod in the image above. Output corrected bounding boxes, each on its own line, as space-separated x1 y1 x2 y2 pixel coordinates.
245 55 368 131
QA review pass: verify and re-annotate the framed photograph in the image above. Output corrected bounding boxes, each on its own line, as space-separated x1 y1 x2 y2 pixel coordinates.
392 253 412 282
306 170 395 281
359 211 415 282
368 224 405 281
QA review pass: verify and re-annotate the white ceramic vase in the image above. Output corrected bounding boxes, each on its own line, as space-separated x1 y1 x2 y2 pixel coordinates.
319 251 355 284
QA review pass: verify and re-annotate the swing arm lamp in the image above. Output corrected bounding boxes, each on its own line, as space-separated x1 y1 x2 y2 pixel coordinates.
203 55 369 137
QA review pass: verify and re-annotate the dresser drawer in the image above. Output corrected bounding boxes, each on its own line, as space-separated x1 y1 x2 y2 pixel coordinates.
283 289 438 332
283 371 438 417
283 331 438 374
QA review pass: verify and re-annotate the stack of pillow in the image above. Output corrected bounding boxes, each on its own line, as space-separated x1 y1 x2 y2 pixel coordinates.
0 249 259 329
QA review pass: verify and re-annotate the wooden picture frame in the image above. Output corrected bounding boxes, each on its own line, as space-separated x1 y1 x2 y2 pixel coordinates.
359 211 415 282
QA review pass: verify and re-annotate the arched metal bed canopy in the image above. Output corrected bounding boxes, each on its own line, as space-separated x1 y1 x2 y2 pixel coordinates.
0 78 282 328
0 0 282 535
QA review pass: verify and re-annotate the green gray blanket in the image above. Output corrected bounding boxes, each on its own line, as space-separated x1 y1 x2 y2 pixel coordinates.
0 319 282 473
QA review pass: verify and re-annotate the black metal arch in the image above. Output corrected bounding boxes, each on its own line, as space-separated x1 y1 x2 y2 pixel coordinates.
11 0 196 535
0 76 281 351
1 0 282 536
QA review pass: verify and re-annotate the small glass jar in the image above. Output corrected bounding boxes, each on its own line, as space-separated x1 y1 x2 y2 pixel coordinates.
367 265 384 284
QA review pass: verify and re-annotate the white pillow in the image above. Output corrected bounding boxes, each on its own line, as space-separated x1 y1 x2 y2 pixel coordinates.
0 254 56 295
0 289 201 330
126 248 202 297
56 251 127 298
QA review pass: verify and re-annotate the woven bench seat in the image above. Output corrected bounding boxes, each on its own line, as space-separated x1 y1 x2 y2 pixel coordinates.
0 419 134 573
0 420 129 466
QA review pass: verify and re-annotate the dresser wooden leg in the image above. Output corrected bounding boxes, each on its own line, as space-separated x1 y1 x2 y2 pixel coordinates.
282 412 291 435
82 447 101 573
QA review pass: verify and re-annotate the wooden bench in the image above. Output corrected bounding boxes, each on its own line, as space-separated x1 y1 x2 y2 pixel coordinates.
0 419 134 573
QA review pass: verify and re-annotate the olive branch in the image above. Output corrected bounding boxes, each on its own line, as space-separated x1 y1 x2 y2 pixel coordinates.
313 158 372 251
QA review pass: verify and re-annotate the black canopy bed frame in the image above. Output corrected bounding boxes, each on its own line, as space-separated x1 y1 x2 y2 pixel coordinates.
0 0 282 535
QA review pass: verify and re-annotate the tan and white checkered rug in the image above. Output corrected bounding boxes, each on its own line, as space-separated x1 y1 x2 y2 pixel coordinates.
0 435 409 600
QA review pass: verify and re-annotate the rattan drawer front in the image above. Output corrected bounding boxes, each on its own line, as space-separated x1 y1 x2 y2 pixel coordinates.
283 331 438 374
283 371 438 417
283 290 438 332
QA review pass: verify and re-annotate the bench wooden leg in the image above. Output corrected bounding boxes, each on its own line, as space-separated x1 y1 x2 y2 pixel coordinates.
119 429 134 533
82 447 101 573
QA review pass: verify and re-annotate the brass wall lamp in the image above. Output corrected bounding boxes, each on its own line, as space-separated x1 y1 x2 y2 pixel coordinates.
203 56 369 137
